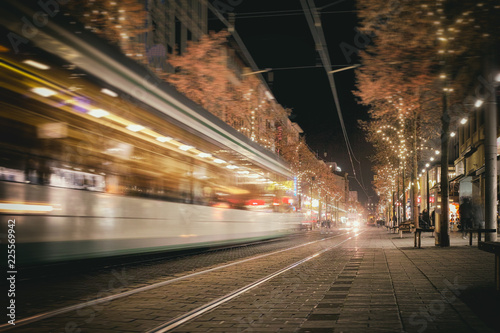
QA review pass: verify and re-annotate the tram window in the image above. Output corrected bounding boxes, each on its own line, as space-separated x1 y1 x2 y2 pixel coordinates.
0 85 295 211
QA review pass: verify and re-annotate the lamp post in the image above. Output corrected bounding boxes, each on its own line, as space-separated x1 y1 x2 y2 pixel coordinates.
463 57 499 241
484 54 498 241
311 176 315 226
402 160 406 222
426 167 430 218
397 168 401 226
241 68 271 76
392 190 396 227
327 64 361 74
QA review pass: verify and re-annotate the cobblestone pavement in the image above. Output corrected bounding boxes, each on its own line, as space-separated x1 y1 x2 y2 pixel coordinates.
174 228 498 333
10 232 335 319
5 230 351 332
3 228 499 333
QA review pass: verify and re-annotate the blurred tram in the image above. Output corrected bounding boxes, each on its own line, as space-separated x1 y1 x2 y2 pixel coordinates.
0 3 304 264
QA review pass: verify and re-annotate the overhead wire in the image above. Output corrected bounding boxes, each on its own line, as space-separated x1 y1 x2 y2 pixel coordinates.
225 10 358 19
207 11 357 21
201 0 273 94
203 0 369 198
300 0 370 198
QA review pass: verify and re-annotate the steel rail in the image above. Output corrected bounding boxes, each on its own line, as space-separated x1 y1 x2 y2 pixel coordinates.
147 231 363 332
0 231 354 331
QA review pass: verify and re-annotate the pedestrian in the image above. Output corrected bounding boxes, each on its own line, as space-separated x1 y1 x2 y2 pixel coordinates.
421 209 430 228
471 201 484 230
459 197 473 239
431 210 435 227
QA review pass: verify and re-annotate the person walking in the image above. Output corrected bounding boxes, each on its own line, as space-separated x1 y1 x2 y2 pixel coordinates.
459 197 473 239
471 200 484 230
421 209 430 228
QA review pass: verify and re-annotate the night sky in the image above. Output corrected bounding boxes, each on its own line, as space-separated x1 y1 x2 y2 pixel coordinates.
208 0 375 203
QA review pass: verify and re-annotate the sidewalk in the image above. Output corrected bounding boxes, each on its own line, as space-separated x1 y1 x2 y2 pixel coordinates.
296 228 499 333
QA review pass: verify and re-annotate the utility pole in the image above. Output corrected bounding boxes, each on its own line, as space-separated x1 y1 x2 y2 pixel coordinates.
397 170 401 226
412 116 419 228
392 190 396 227
426 169 430 222
484 51 498 241
438 84 450 247
402 160 405 222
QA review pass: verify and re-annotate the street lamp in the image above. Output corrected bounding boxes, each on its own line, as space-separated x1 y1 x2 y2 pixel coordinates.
482 64 498 241
426 166 430 221
241 68 271 76
327 64 361 74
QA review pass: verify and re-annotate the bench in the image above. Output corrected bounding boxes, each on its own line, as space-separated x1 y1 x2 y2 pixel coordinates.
387 226 398 233
414 227 435 248
398 223 413 238
463 229 497 246
478 241 500 291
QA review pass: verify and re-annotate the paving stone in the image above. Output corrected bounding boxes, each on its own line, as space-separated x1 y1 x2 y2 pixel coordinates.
13 229 500 333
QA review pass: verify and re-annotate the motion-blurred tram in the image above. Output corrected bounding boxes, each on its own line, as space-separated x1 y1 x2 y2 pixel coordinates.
0 3 303 264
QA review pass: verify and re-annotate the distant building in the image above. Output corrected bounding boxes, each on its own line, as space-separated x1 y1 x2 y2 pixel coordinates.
349 191 358 203
326 162 350 222
146 0 208 71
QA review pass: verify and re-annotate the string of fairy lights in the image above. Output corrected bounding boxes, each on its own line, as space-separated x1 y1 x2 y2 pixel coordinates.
370 0 498 214
69 0 498 214
292 140 349 213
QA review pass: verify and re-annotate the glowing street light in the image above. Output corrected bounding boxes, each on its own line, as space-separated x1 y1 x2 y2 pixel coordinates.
328 64 361 74
242 68 271 76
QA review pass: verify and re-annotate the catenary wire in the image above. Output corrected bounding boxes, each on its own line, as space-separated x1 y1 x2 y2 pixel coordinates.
300 0 370 198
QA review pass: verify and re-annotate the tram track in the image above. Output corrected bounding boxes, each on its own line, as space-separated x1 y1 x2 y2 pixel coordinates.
146 232 361 333
0 230 361 332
